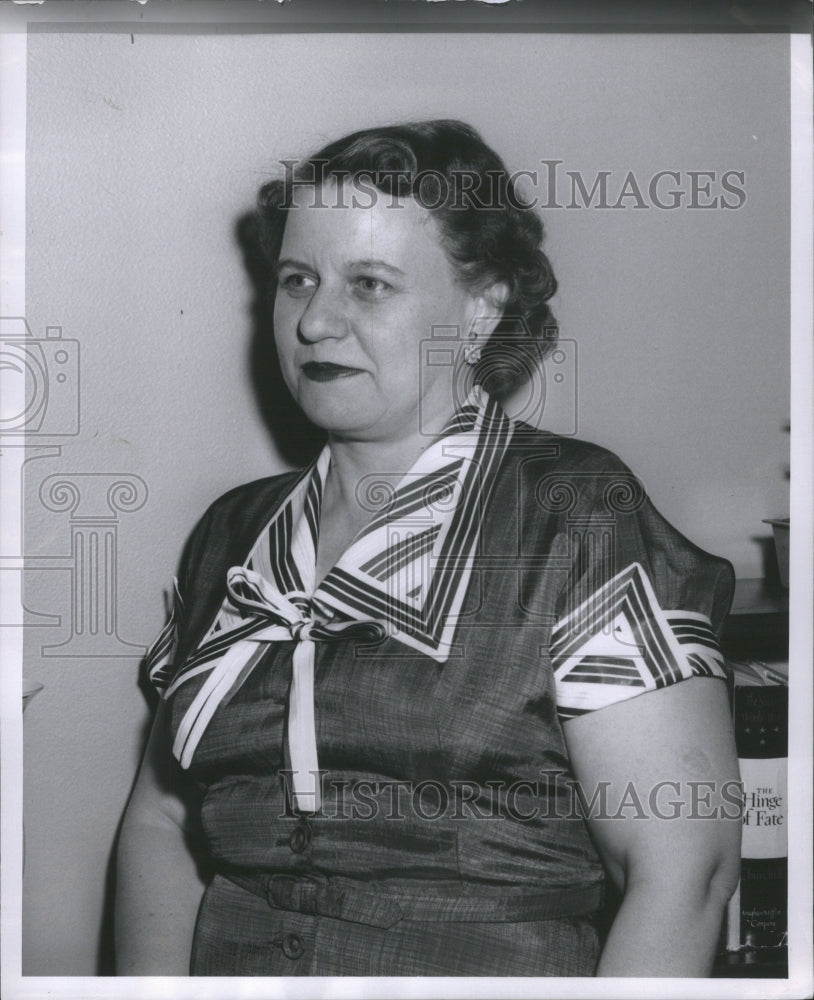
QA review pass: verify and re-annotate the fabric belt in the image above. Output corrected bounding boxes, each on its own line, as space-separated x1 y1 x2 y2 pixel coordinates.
221 871 603 929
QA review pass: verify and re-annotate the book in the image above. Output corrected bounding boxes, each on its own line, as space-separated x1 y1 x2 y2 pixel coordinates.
725 664 788 954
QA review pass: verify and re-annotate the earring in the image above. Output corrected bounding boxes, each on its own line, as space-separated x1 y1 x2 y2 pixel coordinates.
463 332 482 366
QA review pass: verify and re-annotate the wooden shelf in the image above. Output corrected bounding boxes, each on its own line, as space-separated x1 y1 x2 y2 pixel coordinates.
728 578 789 617
721 578 789 663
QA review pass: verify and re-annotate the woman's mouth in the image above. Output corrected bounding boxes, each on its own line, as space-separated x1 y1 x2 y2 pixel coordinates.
301 362 364 382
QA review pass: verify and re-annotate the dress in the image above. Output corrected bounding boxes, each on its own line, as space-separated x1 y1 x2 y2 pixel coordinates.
146 390 734 976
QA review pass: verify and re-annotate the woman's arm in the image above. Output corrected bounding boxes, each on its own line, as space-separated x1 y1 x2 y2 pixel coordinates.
115 699 209 975
563 677 742 977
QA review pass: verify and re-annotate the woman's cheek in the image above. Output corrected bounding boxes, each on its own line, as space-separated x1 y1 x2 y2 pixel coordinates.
273 307 298 363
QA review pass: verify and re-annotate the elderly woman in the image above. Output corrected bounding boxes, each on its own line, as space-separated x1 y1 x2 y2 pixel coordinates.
115 120 741 977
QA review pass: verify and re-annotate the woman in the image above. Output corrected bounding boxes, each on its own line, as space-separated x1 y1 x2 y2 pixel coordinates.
115 120 741 977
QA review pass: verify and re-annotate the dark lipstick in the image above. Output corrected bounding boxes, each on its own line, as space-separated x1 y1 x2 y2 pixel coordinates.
302 362 363 382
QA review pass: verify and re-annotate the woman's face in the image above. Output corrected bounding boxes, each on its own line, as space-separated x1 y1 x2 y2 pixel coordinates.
273 181 486 444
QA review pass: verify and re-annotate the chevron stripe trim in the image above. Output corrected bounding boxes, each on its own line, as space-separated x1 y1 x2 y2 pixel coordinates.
553 563 726 719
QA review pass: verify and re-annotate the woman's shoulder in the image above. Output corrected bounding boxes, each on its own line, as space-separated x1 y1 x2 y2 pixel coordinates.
510 423 634 476
201 468 304 522
180 468 305 573
507 425 649 523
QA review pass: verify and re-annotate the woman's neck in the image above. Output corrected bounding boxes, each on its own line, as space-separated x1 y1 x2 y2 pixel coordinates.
323 429 431 525
322 375 474 511
312 420 446 586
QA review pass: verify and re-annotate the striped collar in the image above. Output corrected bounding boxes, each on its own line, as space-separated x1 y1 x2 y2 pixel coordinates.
171 385 515 692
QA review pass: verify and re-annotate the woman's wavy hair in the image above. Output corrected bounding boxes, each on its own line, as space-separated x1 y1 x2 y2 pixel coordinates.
256 119 558 400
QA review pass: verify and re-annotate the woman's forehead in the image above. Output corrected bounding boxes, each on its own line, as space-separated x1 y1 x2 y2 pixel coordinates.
280 180 441 259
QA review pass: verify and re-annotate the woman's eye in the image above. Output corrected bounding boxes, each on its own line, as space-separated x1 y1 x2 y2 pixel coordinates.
354 276 390 296
279 273 316 295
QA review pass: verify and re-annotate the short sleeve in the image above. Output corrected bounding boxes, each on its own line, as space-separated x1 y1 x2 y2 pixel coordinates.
144 577 185 698
550 452 735 722
139 471 304 701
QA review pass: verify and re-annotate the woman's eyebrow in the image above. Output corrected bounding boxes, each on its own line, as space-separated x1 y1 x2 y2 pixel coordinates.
275 257 406 279
275 257 313 274
346 258 407 277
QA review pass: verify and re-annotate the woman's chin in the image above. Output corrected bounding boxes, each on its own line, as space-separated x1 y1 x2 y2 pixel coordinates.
296 396 380 438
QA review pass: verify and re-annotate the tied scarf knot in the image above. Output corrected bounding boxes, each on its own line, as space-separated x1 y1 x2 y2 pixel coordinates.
290 619 312 643
226 565 312 633
226 566 387 646
200 566 385 813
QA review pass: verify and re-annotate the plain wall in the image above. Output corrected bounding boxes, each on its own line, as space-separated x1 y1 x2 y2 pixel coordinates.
21 31 789 974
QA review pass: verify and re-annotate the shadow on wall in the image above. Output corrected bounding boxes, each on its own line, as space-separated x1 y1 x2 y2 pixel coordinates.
101 209 325 975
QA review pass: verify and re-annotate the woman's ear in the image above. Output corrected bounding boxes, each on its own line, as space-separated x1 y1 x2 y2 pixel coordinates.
469 281 510 342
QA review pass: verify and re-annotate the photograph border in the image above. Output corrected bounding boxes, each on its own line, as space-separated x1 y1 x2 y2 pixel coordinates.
1 2 811 999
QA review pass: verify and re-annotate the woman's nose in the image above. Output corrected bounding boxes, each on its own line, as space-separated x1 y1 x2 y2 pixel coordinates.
297 285 346 344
